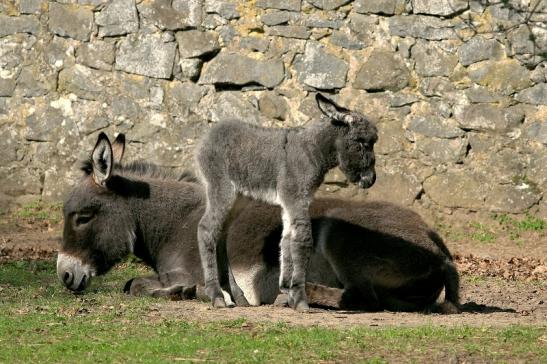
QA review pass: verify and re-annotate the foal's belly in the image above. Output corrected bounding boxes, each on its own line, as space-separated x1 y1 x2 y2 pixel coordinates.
237 185 282 206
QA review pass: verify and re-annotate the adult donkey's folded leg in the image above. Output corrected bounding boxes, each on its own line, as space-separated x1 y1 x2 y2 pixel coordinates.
124 271 197 299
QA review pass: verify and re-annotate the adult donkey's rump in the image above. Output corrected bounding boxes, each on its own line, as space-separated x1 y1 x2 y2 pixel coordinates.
57 133 460 313
195 94 378 311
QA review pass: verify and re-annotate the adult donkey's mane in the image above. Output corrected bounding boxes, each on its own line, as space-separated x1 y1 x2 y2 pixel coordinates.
80 159 198 184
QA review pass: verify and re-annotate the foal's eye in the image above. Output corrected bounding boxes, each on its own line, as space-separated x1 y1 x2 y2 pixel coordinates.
74 213 94 226
355 139 369 148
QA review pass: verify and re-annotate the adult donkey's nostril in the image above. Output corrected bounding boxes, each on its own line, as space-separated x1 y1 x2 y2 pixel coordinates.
75 274 88 292
63 271 74 287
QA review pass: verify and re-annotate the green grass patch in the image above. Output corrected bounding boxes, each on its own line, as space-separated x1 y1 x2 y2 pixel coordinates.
12 200 63 224
436 213 545 246
468 222 496 244
1 260 545 363
492 213 546 243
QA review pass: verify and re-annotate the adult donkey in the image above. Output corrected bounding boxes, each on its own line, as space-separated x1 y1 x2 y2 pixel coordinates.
195 94 378 311
57 133 460 313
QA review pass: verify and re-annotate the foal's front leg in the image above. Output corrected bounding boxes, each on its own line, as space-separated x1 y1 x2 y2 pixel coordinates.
282 203 313 312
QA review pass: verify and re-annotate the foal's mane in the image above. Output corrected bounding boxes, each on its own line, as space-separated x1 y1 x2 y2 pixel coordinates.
80 159 198 183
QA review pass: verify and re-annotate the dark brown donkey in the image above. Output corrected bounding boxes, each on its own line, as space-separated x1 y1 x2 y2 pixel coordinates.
57 133 460 313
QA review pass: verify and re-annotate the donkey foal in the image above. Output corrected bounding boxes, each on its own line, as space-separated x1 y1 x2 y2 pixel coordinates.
195 94 378 311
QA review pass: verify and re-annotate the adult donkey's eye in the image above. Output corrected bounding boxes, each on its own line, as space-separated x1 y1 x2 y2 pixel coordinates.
74 213 94 226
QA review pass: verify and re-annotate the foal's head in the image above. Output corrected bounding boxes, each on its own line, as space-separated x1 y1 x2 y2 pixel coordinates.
316 94 377 188
57 133 135 292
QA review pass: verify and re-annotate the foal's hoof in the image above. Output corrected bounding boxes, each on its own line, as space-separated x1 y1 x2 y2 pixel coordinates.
273 293 289 307
288 289 310 312
212 296 227 308
293 300 310 313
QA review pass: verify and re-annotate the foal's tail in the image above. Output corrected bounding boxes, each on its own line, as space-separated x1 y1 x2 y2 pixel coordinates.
437 259 461 314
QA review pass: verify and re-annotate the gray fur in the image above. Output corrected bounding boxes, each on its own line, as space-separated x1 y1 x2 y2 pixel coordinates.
194 94 378 310
58 133 459 313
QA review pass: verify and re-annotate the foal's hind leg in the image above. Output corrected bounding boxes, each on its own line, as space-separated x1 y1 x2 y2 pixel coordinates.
197 184 237 308
275 210 293 306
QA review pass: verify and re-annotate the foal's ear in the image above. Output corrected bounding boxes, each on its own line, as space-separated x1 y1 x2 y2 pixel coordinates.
112 133 126 164
91 132 113 187
316 93 353 126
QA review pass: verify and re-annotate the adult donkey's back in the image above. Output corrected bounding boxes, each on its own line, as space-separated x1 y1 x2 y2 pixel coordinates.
195 94 377 310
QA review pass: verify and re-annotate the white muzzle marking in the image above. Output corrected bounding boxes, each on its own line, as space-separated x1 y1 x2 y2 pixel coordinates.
56 252 96 291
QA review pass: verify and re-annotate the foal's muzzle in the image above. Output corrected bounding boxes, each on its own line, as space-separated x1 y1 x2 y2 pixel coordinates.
358 171 376 189
57 253 95 292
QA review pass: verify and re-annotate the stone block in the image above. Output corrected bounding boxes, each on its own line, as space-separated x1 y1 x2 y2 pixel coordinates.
95 0 139 37
260 11 291 26
423 171 487 209
454 103 523 132
416 136 468 163
0 78 16 97
515 84 547 105
19 0 42 14
76 41 116 71
412 0 468 16
138 0 195 30
366 170 422 206
49 3 93 41
306 0 351 11
0 14 39 37
267 25 309 39
176 30 220 59
116 34 177 79
389 15 456 40
412 41 458 77
258 92 288 120
58 65 106 100
354 0 406 15
256 0 301 11
199 52 284 88
200 91 260 123
205 0 240 19
407 116 464 138
458 37 504 66
467 60 532 95
295 41 348 89
354 49 410 91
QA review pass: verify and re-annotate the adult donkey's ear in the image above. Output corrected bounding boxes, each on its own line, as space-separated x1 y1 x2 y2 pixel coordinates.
316 93 353 126
92 132 113 187
112 133 126 164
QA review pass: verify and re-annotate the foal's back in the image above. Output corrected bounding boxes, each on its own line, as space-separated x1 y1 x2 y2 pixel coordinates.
196 120 289 199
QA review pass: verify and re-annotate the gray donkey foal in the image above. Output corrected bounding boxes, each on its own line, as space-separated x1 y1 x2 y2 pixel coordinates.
195 94 378 311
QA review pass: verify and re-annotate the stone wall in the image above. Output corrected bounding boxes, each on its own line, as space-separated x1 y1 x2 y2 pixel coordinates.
0 0 546 218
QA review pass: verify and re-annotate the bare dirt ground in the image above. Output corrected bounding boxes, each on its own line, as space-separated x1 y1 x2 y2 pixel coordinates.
1 215 546 328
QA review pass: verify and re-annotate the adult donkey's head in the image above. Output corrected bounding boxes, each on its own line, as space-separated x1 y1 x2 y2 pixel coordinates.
57 133 136 292
316 94 377 189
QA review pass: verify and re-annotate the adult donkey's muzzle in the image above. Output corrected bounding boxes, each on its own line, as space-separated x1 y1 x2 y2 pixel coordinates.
56 252 95 292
